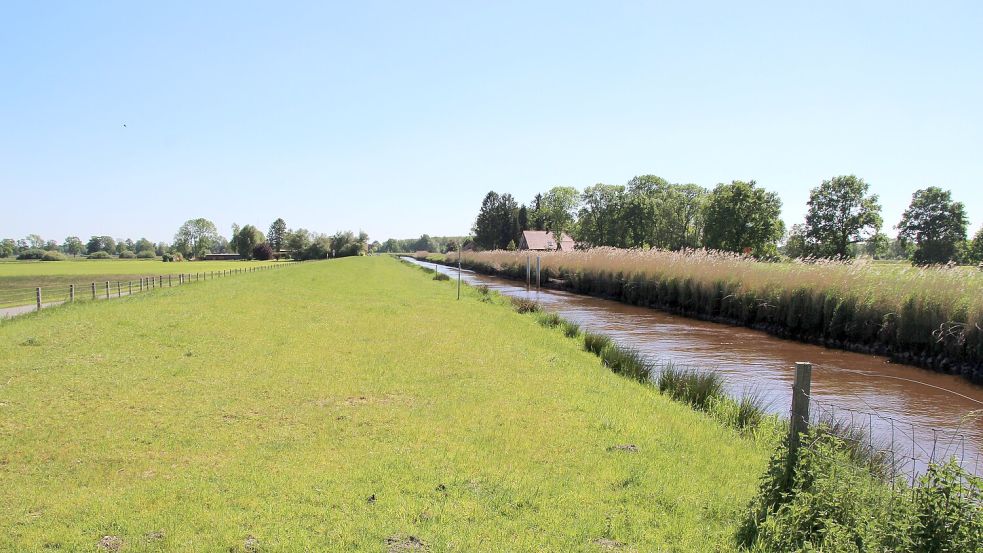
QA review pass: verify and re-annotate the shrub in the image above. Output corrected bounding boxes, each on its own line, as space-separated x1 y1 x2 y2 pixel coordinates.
252 243 274 261
16 248 45 260
162 253 173 262
118 250 136 259
136 250 156 259
434 272 450 281
40 251 66 261
88 251 111 259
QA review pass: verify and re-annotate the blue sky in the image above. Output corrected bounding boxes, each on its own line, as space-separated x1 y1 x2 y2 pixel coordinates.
2 1 981 243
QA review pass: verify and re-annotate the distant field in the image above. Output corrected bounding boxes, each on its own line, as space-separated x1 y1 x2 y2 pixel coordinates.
0 259 282 307
0 256 768 550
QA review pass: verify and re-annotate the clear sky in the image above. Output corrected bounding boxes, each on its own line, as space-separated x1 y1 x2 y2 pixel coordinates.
2 1 981 244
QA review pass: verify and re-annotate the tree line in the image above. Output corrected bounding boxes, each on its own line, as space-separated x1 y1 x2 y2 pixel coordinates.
470 176 982 265
1 217 371 261
375 235 468 254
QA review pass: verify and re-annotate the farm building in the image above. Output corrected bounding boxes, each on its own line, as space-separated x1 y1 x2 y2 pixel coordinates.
202 253 242 260
519 230 576 251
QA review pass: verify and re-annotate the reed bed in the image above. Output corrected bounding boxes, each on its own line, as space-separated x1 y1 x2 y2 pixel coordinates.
429 248 983 383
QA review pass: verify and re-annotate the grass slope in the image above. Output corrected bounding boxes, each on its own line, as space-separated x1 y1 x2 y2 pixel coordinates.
0 257 768 551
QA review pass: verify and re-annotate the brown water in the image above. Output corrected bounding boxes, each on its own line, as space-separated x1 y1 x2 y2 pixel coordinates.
405 258 983 477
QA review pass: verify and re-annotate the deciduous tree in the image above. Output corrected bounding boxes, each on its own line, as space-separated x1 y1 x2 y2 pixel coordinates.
804 175 882 258
173 218 220 259
896 187 968 265
702 180 784 256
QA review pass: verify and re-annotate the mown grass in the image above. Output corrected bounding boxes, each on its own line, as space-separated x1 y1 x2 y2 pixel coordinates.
0 259 281 308
0 256 770 551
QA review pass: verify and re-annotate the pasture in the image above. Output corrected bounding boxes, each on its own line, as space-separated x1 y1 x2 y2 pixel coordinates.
0 256 769 551
0 259 281 308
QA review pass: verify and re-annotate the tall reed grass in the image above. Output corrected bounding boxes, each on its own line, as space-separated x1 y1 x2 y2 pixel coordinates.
423 248 983 383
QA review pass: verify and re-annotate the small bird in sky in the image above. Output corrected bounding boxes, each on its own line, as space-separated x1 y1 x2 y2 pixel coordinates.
122 123 127 128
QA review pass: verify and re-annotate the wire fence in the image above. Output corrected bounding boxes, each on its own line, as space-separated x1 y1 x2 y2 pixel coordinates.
789 370 982 503
0 264 289 318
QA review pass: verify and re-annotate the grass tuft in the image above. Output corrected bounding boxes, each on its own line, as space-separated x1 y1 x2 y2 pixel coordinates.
583 332 613 355
657 364 725 411
509 296 542 314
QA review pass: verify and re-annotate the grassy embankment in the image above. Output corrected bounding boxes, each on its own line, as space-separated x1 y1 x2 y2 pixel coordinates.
0 256 771 551
0 259 281 308
419 249 983 383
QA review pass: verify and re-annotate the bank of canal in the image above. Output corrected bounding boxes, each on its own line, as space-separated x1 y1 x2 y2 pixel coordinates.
403 257 983 477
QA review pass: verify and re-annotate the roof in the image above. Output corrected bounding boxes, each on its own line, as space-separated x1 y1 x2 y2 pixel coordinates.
521 230 576 251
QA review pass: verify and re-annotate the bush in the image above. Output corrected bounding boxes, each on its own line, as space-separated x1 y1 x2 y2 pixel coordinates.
434 272 450 281
252 243 274 261
40 251 66 261
118 250 136 259
88 251 111 259
16 248 45 260
136 250 156 259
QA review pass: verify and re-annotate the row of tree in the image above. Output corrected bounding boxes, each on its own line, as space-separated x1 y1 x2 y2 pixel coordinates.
375 235 467 254
470 176 981 264
2 218 372 261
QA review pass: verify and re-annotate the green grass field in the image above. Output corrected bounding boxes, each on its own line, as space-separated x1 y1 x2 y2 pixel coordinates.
0 259 281 308
0 257 769 551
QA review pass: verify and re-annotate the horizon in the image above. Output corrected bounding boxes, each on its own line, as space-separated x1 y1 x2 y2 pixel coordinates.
3 2 982 243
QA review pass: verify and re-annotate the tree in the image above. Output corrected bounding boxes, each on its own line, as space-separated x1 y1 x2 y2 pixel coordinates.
896 187 968 265
803 175 882 258
173 218 220 259
86 236 116 255
539 186 580 238
472 192 520 250
285 228 312 255
252 242 274 261
0 239 15 258
25 234 44 249
268 218 287 252
413 234 437 252
966 228 983 264
577 183 627 247
702 180 784 256
134 238 155 254
330 230 369 257
232 225 265 259
782 224 810 259
63 236 83 257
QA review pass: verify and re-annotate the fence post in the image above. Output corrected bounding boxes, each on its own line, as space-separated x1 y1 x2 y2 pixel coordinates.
91 282 96 299
36 287 42 311
168 275 172 287
117 281 121 297
128 281 132 295
788 362 813 470
70 284 75 302
536 256 541 291
105 281 110 299
457 253 462 300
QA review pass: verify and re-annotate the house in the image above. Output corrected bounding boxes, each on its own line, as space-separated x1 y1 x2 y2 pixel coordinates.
202 253 242 260
519 230 576 251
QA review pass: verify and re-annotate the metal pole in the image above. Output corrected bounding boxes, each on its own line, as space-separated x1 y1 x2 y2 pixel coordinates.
526 255 531 289
457 251 462 300
536 256 541 291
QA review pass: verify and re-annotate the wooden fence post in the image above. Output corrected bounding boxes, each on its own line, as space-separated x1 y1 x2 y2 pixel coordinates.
788 362 813 469
36 287 41 311
128 281 132 295
105 281 110 299
117 281 121 297
69 284 75 303
91 282 96 299
168 275 172 287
